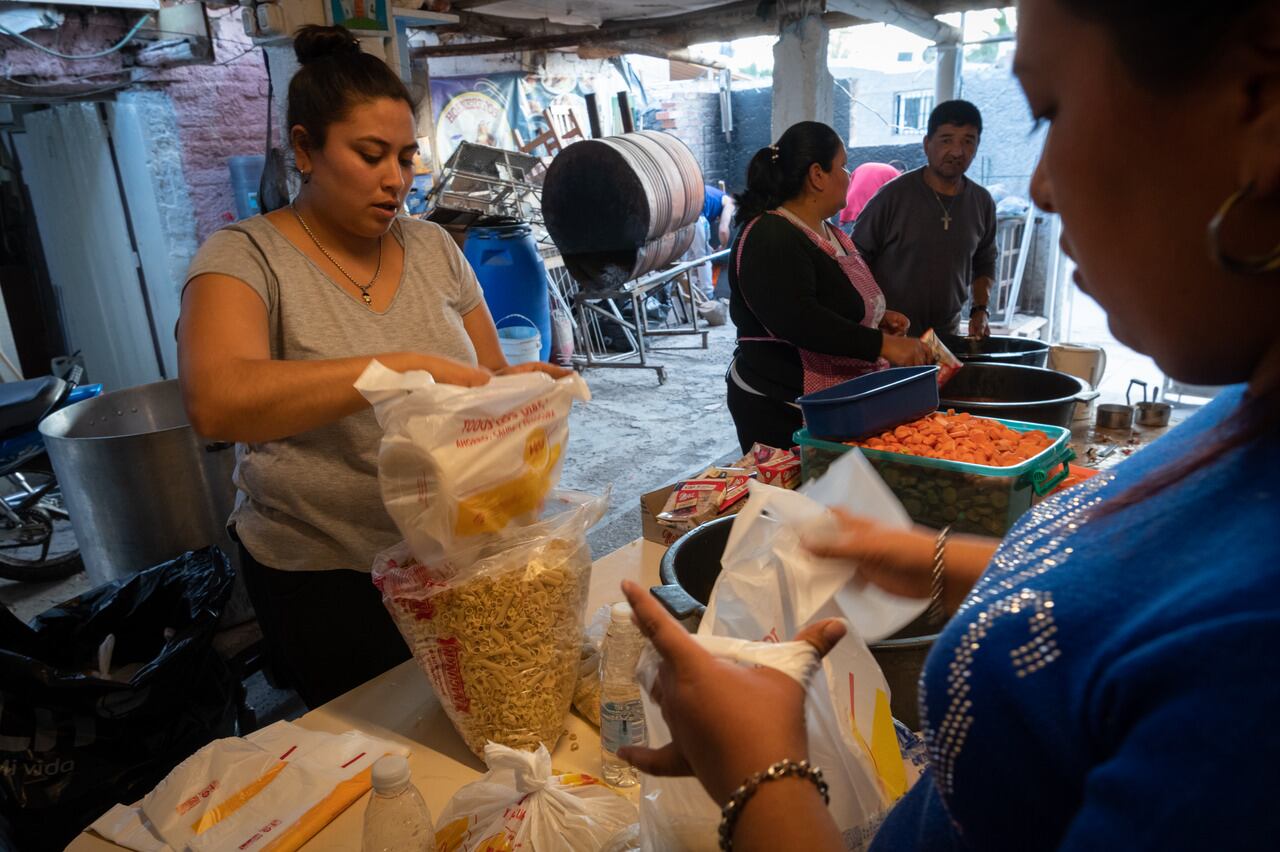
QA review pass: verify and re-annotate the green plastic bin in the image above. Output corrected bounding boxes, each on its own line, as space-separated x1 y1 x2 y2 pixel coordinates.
795 418 1075 536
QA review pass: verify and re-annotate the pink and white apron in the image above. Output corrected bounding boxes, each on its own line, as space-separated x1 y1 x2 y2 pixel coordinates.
735 209 891 396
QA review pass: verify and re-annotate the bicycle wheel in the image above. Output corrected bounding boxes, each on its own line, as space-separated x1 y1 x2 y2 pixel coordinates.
0 506 84 583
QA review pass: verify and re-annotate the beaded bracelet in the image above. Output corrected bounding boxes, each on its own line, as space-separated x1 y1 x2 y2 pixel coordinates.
927 524 952 626
718 759 829 850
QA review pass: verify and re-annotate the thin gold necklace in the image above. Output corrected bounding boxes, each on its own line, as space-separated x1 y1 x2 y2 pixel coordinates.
291 203 383 306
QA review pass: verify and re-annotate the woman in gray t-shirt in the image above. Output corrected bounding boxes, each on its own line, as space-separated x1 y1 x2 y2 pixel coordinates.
178 26 566 708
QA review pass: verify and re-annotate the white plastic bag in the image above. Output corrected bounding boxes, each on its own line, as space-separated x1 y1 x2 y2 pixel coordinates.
434 742 638 852
90 722 406 852
635 637 826 852
356 360 591 565
640 450 926 850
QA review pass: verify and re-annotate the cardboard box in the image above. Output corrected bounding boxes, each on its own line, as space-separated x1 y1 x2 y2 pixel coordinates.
640 480 746 546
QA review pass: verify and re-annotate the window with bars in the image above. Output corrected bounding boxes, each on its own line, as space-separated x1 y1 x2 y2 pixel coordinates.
894 90 934 134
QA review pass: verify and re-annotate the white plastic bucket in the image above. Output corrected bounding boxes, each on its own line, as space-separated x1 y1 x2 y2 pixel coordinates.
496 314 542 365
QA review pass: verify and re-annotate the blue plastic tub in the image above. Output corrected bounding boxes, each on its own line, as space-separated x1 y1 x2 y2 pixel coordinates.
797 366 940 441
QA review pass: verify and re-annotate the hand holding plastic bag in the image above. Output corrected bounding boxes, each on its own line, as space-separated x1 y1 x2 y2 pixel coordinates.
611 581 847 852
356 360 590 564
642 450 927 849
434 742 638 852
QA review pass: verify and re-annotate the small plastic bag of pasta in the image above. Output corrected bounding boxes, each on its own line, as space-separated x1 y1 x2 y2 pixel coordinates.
372 492 605 758
355 360 591 567
435 742 636 852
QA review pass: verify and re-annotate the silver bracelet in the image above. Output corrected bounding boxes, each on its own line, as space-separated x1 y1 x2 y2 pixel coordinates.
719 759 829 850
927 524 952 626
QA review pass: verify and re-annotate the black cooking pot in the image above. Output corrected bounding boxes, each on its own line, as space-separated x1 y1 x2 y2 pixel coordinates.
940 363 1097 429
653 514 937 730
939 333 1049 368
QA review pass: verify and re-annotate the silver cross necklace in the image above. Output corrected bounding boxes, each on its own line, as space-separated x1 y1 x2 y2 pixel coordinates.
291 203 383 307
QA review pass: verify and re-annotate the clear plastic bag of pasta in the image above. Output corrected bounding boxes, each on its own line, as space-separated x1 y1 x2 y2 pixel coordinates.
372 492 605 758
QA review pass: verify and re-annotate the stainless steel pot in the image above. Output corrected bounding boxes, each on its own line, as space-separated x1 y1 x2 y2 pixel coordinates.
1128 379 1172 427
653 514 937 730
38 380 251 623
1136 402 1172 427
1096 404 1134 430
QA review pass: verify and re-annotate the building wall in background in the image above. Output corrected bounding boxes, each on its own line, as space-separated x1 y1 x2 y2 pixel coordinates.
845 62 1039 195
644 81 854 194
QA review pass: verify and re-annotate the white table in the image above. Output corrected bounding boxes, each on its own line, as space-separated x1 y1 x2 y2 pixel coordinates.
71 537 668 850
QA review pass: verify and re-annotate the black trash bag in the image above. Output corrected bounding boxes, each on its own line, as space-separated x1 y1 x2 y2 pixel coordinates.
0 548 238 851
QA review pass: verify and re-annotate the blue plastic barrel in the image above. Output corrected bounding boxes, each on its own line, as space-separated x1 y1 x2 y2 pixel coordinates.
464 224 551 362
229 155 265 220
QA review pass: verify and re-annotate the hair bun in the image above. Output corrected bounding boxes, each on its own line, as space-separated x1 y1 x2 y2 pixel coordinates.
293 25 362 65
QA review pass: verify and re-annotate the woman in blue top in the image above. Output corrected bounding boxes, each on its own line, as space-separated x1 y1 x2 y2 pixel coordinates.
613 1 1280 849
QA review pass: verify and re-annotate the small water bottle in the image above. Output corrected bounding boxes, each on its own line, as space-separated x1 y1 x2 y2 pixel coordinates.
362 755 434 852
600 602 647 787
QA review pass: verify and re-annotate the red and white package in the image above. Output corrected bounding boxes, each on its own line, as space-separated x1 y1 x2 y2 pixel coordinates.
757 456 801 490
920 329 964 387
719 474 753 509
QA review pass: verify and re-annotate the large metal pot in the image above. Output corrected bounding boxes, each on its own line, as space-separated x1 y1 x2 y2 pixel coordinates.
653 515 936 730
939 333 1050 368
38 380 251 622
940 363 1098 429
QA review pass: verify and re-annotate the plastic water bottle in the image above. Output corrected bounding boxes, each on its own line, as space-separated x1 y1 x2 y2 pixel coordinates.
600 602 647 787
362 755 434 852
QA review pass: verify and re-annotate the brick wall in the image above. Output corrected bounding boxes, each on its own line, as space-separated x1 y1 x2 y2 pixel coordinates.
0 8 135 81
4 9 268 242
644 81 855 196
139 10 269 241
643 89 728 188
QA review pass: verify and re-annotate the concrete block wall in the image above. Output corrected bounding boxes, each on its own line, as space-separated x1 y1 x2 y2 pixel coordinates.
644 89 731 189
847 143 925 172
725 86 774 194
845 63 1042 197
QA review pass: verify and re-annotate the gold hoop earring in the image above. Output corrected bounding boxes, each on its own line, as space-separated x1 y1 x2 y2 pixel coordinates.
1207 182 1280 275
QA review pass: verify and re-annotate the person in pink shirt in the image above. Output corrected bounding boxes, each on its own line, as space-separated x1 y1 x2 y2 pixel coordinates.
838 162 902 230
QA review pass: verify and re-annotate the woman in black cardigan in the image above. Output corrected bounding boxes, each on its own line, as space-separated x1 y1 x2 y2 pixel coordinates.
726 122 928 452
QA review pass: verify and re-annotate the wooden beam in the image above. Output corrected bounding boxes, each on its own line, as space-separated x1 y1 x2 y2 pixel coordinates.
593 42 729 70
913 0 1003 16
441 10 592 39
826 0 960 43
414 0 874 58
448 0 512 9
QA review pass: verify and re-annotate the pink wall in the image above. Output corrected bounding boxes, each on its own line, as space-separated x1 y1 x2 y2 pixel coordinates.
5 9 269 241
138 11 269 241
